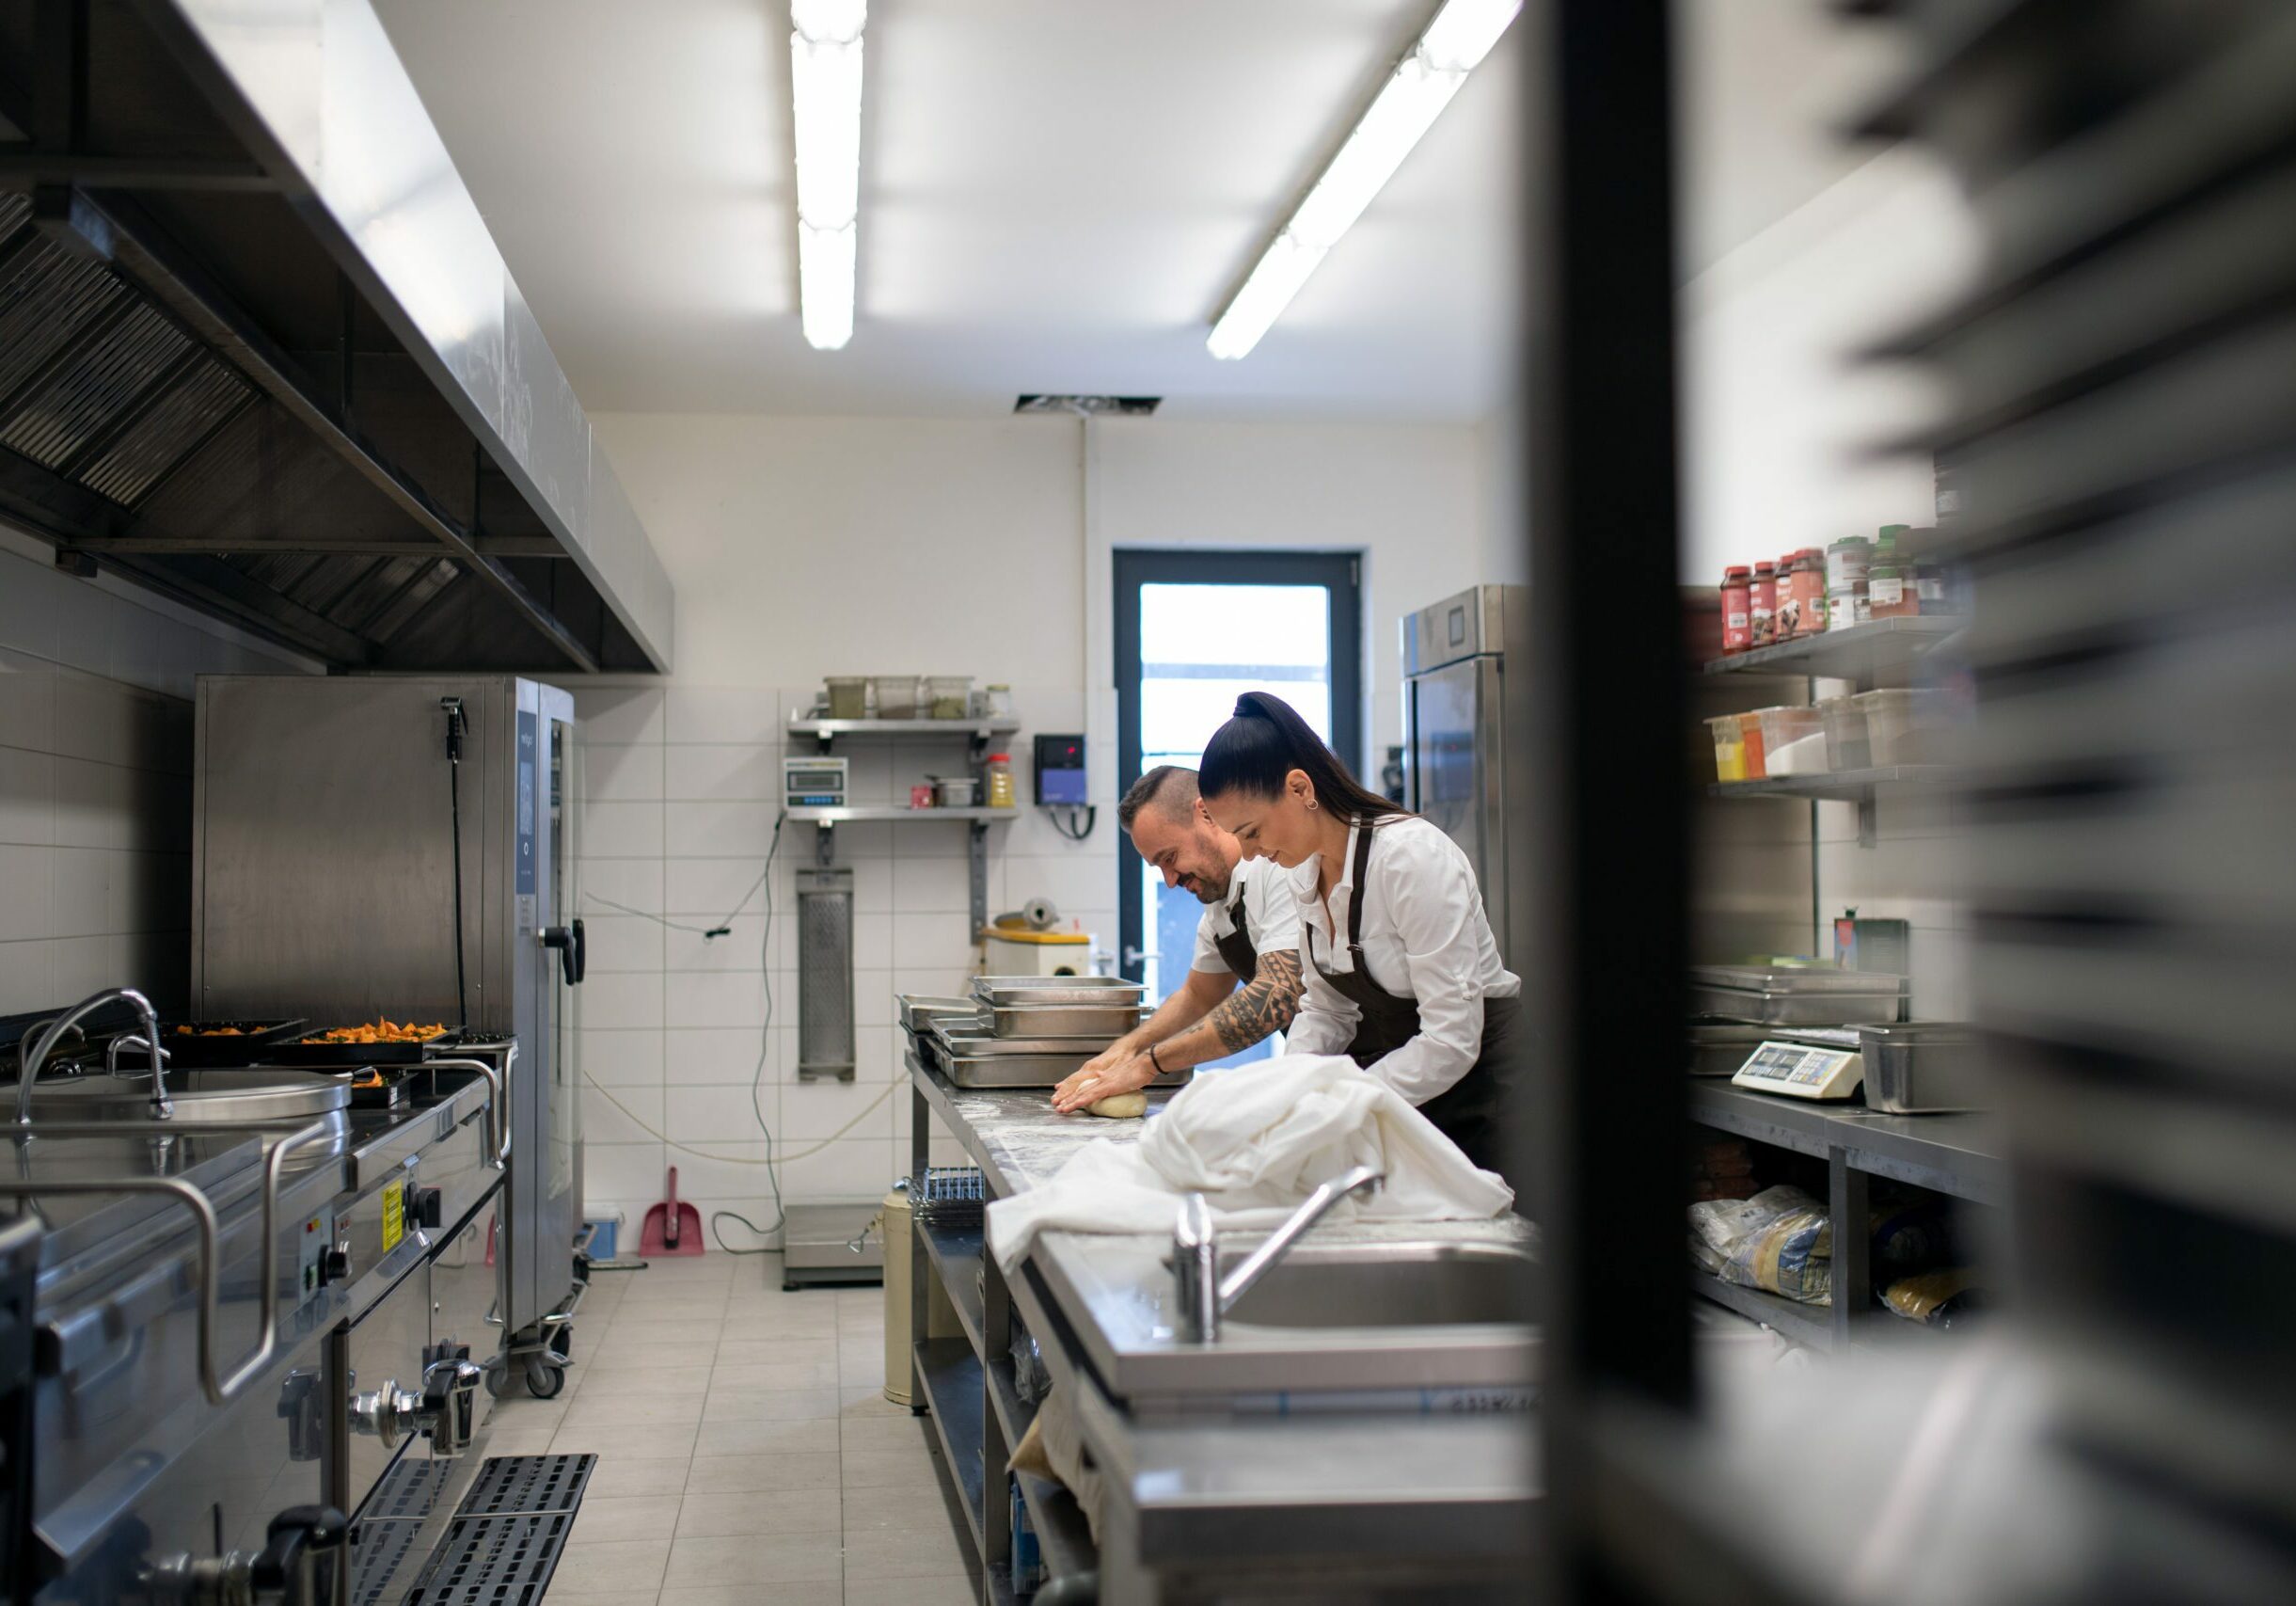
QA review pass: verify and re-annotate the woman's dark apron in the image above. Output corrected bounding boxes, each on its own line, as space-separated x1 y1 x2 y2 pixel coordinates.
1305 822 1524 1181
1210 874 1259 980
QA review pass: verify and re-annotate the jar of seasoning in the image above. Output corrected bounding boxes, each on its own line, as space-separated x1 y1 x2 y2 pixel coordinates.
1792 549 1829 636
984 753 1016 809
1869 527 1918 618
1719 565 1752 653
1825 534 1871 595
1749 561 1777 647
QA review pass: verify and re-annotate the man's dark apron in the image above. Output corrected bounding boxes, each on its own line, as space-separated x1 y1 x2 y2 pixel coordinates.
1210 873 1260 980
1305 822 1524 1181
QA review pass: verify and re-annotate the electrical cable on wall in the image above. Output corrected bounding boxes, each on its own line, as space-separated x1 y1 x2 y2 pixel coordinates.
1046 804 1097 842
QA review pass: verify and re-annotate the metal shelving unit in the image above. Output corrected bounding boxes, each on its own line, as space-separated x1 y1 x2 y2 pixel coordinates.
789 717 1021 743
1707 765 1953 806
1702 614 1965 687
784 804 1020 825
1687 1081 2003 1351
909 1057 1100 1604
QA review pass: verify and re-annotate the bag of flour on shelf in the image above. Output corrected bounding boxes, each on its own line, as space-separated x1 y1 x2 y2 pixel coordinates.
1689 1184 1832 1306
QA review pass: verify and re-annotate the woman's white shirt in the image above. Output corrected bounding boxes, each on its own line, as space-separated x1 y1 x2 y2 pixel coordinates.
1281 816 1521 1106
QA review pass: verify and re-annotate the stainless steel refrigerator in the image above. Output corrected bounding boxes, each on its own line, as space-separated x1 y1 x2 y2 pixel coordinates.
1401 585 1533 967
190 676 585 1354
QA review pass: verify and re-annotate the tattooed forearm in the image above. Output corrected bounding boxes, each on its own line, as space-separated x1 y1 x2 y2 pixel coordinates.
1205 951 1304 1053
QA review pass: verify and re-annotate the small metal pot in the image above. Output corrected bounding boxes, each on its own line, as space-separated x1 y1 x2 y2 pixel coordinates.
928 774 978 807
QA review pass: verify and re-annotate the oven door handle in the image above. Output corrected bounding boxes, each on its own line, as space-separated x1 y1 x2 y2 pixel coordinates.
541 919 585 986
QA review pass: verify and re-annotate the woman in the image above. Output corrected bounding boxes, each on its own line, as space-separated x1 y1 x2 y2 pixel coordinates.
1197 692 1524 1183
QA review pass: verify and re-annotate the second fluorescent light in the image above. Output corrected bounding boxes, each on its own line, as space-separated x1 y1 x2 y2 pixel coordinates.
1208 0 1520 361
792 0 866 350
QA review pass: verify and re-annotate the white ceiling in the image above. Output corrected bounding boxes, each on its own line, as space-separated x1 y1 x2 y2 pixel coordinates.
370 1 1892 422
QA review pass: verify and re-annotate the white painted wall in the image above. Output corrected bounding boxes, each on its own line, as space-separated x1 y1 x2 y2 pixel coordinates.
575 412 1492 1232
0 525 313 1017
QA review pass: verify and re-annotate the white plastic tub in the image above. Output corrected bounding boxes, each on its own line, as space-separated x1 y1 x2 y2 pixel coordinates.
1851 689 1948 765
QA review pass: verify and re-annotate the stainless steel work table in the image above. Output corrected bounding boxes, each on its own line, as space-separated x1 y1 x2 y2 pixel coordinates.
906 1052 1541 1606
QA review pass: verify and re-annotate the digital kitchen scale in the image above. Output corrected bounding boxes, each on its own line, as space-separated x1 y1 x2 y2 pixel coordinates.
1731 1038 1865 1101
783 755 849 808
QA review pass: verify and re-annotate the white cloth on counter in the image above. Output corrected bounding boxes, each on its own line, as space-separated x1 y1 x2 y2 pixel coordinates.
984 1052 1512 1270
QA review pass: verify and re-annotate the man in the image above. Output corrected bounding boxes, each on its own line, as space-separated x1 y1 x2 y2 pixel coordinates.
1051 765 1305 1114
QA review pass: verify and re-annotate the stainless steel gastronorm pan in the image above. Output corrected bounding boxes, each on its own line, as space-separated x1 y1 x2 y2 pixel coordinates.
972 976 1145 1008
988 1003 1141 1040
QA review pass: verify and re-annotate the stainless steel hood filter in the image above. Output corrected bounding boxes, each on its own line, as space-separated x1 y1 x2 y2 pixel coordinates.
797 867 856 1084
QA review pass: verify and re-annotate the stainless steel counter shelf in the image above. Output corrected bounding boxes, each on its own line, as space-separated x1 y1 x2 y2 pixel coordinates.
919 1214 988 1357
1702 614 1966 686
1688 1081 2003 1351
789 717 1021 741
1708 765 1955 805
913 1337 988 1555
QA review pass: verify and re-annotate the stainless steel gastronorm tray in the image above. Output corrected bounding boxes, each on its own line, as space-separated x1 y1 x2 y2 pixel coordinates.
921 1027 1187 1089
897 994 982 1034
972 976 1145 1008
988 1003 1140 1040
1688 984 1908 1026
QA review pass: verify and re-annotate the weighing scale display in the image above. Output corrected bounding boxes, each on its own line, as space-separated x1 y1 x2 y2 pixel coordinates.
1731 1040 1865 1101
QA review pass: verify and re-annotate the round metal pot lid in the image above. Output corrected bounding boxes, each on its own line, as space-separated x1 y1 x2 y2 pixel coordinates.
21 1068 354 1124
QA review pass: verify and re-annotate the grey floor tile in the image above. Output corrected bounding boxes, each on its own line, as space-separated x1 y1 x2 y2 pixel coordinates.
839 1415 935 1454
842 1386 911 1419
698 1385 842 1421
673 1485 842 1537
684 1451 842 1493
549 1537 671 1595
659 1583 840 1606
844 1520 974 1581
552 1420 700 1460
571 1363 714 1397
692 1416 839 1459
663 1530 843 1587
709 1360 840 1391
566 1494 681 1545
560 1392 706 1429
845 1579 977 1606
579 1456 693 1500
714 1337 839 1368
842 1443 947 1490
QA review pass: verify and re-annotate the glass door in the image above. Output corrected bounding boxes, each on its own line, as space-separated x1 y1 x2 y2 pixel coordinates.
1115 550 1362 1062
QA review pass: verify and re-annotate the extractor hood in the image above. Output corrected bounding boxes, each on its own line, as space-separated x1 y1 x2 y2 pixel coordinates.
0 0 672 673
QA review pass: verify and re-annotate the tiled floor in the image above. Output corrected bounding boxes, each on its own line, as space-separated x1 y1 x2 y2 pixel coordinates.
486 1252 976 1606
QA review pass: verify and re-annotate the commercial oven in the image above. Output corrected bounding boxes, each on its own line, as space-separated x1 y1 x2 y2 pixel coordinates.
1401 585 1535 967
191 676 586 1385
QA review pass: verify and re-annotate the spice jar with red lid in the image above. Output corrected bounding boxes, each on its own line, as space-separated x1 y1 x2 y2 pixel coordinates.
1750 561 1778 647
1720 565 1753 653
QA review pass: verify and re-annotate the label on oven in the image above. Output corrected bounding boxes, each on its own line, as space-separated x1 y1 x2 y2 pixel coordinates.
382 1180 406 1255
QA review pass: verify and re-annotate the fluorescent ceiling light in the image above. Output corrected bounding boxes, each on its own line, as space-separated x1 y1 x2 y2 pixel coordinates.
791 0 866 350
1208 0 1520 361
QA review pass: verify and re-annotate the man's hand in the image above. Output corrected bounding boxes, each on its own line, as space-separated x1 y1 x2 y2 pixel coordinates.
1053 1052 1160 1115
1071 1037 1135 1084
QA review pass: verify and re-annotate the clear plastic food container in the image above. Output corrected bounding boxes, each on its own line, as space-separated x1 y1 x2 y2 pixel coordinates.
824 676 868 720
1708 715 1748 783
1850 689 1948 765
1818 695 1870 771
928 676 974 719
1756 706 1828 775
1735 710 1768 779
871 675 925 719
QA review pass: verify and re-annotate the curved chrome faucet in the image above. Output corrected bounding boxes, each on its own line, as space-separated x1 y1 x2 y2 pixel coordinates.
1172 1165 1384 1343
16 987 168 1128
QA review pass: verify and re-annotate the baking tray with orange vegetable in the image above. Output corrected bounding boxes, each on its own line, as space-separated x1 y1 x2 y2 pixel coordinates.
157 1018 309 1066
270 1017 455 1067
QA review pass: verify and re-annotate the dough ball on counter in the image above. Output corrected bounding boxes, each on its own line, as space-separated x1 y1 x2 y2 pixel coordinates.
1083 1091 1148 1120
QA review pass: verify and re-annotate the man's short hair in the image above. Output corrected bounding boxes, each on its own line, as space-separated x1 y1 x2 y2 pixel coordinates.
1117 765 1200 831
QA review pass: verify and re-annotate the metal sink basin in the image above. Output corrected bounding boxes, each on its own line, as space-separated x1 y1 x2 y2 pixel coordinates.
16 1068 351 1124
1223 1240 1537 1330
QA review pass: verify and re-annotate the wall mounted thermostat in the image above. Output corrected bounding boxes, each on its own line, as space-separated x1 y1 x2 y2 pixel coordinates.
1034 735 1086 806
783 755 849 809
1731 1039 1864 1101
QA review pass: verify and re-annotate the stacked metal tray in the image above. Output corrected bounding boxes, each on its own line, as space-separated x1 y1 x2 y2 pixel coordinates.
898 976 1180 1089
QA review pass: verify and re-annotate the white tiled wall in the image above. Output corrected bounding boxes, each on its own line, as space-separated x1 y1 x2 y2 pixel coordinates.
0 529 310 1016
569 679 1116 1240
1813 786 1973 1022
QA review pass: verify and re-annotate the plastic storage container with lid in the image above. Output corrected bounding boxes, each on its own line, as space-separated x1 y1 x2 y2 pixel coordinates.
984 753 1016 808
1756 706 1829 775
1707 716 1748 782
928 676 974 719
872 675 924 719
1817 695 1871 771
1734 710 1769 779
825 676 868 720
1850 689 1948 765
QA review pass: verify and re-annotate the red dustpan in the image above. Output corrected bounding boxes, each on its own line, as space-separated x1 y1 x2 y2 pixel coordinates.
638 1167 705 1257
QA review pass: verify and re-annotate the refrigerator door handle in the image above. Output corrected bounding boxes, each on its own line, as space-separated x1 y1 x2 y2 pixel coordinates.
540 918 585 985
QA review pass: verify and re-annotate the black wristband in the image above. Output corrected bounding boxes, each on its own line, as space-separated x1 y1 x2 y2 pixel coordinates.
1148 1042 1165 1075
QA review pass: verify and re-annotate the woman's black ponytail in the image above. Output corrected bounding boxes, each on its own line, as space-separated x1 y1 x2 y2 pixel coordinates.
1198 692 1407 823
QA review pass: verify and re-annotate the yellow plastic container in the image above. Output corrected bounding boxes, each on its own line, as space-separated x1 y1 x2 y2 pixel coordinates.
1708 715 1748 783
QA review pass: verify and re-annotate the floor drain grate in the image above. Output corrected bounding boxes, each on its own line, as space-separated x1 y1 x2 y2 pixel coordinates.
357 1455 596 1606
404 1510 576 1606
460 1452 594 1517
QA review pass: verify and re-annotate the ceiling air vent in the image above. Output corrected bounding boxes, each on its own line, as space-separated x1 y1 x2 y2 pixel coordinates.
1013 395 1161 416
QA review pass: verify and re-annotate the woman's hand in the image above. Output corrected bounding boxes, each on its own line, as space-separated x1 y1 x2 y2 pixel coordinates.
1052 1052 1160 1114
